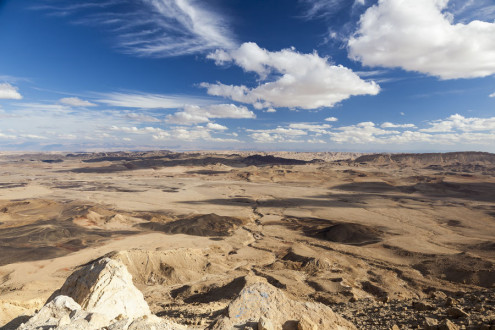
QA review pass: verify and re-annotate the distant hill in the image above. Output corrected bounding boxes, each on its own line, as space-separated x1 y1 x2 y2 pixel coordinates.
353 152 495 166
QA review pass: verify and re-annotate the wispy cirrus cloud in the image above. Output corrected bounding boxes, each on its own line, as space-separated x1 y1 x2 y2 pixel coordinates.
37 0 237 57
97 91 215 109
299 0 365 19
449 0 495 22
59 97 97 107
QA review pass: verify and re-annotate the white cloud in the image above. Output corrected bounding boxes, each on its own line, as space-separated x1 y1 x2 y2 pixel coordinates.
450 0 495 22
323 114 495 146
248 127 308 143
110 126 166 134
19 134 48 140
266 108 277 113
489 92 495 98
206 122 228 130
153 126 238 142
0 83 22 100
125 112 161 122
40 0 236 57
381 122 416 128
248 122 334 143
59 97 96 107
166 110 210 125
348 0 495 79
206 104 256 119
166 104 255 125
330 122 399 144
420 114 495 132
324 116 338 122
97 92 213 109
300 0 365 19
288 123 331 134
0 131 17 140
16 103 69 112
203 42 379 110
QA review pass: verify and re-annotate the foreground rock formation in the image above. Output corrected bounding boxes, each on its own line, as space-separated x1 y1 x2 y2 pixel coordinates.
212 281 355 329
18 257 186 329
16 257 355 329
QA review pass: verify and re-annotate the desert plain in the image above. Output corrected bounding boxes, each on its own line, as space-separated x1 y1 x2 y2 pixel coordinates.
0 150 494 329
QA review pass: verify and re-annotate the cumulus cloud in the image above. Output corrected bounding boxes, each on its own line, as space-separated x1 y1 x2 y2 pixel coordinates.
206 122 228 130
490 92 495 98
324 114 495 146
153 126 238 142
348 0 495 79
246 115 495 146
203 42 379 110
59 97 96 107
110 126 166 134
248 127 309 143
381 122 416 128
38 0 236 57
0 83 22 99
330 122 399 144
248 121 335 143
420 114 495 132
324 117 338 122
166 104 255 125
288 123 332 134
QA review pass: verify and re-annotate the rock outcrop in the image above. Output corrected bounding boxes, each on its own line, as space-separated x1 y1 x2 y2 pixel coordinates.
212 280 356 329
19 257 186 329
17 255 355 329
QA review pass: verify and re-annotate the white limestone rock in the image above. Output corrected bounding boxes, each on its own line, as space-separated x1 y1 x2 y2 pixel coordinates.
54 257 151 321
213 280 356 330
19 257 188 330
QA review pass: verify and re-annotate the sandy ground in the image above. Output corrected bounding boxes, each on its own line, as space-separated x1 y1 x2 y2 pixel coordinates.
0 151 494 328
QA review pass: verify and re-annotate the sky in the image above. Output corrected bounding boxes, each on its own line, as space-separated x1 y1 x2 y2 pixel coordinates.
0 0 495 152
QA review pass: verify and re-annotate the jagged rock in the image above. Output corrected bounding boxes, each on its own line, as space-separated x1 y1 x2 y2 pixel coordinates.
431 291 448 300
20 258 187 330
258 316 274 330
413 301 435 311
298 316 318 330
212 279 356 329
424 316 438 328
18 296 94 330
438 319 459 330
51 257 150 321
447 307 469 319
445 297 459 307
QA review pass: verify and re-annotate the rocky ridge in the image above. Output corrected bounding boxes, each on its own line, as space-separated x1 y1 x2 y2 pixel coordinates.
14 257 355 330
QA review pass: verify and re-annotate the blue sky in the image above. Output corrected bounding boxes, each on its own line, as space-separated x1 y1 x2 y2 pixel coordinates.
0 0 495 152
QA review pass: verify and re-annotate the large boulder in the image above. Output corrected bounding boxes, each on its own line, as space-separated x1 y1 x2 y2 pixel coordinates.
51 257 150 321
212 280 356 329
19 257 187 329
18 295 106 330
